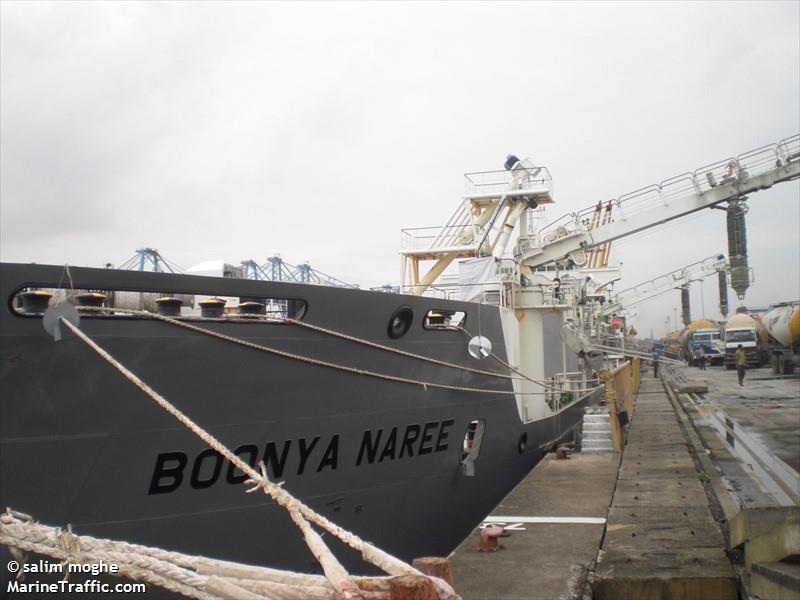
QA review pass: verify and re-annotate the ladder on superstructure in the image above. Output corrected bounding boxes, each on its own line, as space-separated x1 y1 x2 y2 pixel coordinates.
584 201 614 269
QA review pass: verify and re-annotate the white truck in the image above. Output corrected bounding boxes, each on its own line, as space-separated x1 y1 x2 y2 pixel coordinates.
723 312 767 369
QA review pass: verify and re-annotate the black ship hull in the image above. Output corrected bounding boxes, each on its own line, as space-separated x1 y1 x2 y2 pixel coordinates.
0 263 598 584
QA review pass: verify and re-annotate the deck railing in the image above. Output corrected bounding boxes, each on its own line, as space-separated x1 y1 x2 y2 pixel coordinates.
537 134 800 244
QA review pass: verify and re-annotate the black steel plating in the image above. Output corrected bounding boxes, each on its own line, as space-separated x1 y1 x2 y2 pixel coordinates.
0 262 598 584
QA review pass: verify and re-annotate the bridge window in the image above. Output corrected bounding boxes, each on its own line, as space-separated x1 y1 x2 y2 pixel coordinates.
424 309 466 330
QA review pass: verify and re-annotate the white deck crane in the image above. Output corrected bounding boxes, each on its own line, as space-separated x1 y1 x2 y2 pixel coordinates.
519 136 800 296
561 255 732 368
401 135 798 297
399 135 800 421
600 254 729 318
574 254 730 363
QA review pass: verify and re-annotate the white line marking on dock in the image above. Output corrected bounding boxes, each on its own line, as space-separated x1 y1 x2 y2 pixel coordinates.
482 515 606 528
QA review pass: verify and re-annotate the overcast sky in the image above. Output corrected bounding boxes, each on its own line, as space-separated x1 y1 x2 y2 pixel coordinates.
2 1 798 337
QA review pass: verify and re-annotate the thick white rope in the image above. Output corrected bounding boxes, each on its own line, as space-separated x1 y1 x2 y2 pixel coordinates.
191 558 329 587
0 513 215 600
58 317 460 600
1 510 345 600
210 576 335 600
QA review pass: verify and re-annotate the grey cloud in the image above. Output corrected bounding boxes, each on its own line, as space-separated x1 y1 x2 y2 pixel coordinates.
1 1 798 335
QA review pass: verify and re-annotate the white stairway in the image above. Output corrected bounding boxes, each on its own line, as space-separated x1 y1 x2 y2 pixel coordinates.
581 410 613 453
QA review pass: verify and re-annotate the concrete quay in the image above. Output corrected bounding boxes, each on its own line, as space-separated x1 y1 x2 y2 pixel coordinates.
449 372 740 600
450 452 620 600
663 364 800 600
592 376 737 600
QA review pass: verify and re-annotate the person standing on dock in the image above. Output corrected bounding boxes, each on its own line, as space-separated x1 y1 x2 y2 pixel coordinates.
735 344 747 385
694 347 706 370
652 349 660 377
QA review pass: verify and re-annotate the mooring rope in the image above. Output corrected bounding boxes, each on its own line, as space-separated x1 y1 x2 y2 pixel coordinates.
78 304 524 380
75 306 553 396
2 508 444 600
283 316 522 380
0 511 215 600
57 317 460 600
0 509 347 599
458 325 603 395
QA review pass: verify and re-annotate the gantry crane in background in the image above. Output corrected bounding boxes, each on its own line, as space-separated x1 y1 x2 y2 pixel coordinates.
117 248 184 273
116 251 356 289
240 255 358 289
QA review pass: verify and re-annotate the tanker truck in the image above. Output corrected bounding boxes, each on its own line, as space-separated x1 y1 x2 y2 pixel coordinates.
763 302 800 375
680 320 725 365
723 311 768 368
664 331 683 359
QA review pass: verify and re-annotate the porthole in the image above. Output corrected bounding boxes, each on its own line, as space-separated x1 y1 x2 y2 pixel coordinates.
387 306 413 339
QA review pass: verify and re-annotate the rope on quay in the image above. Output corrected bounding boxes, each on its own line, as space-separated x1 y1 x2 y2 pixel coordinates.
0 508 378 600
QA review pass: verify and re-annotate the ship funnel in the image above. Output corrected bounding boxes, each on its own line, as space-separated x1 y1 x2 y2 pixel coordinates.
726 198 750 299
680 285 691 327
718 270 729 318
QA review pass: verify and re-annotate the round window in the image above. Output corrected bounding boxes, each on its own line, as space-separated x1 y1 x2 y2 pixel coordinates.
387 306 413 339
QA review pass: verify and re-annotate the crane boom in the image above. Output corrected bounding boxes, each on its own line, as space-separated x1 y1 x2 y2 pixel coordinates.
602 254 727 317
521 135 800 269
